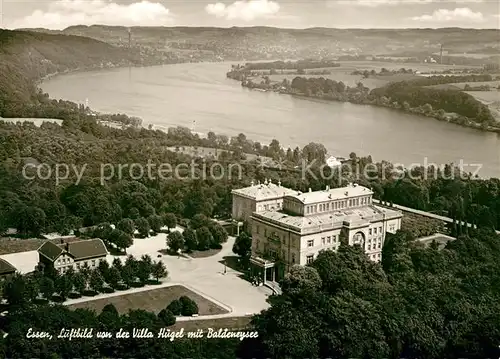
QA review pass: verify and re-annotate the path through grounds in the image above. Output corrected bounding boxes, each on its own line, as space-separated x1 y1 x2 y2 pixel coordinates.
65 232 272 319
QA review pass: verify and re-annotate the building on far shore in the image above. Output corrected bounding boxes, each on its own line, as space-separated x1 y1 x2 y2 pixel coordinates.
0 258 16 278
231 181 403 284
37 239 108 274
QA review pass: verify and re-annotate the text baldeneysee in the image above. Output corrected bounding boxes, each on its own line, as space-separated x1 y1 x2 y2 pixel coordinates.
25 328 258 341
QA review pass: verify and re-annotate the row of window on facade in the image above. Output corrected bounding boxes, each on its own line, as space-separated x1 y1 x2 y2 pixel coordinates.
258 203 280 212
367 237 383 251
309 235 339 247
306 251 381 265
57 258 102 272
368 224 396 235
267 248 297 264
304 196 371 215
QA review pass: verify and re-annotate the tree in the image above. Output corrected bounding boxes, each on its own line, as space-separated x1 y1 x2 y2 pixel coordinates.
167 299 182 315
117 218 135 235
112 257 123 271
98 259 110 277
39 277 55 301
15 206 46 236
73 272 86 293
151 261 167 283
64 267 75 283
3 274 29 306
196 226 213 251
80 262 92 280
167 231 184 253
55 274 72 300
98 303 120 330
106 266 122 288
136 259 152 284
158 309 176 326
190 214 211 230
111 229 133 251
147 214 163 234
162 213 177 232
422 103 433 114
135 217 150 237
89 270 104 293
124 255 139 275
179 296 199 316
233 232 252 262
209 223 228 246
140 254 153 268
183 228 198 252
280 265 322 294
121 265 135 286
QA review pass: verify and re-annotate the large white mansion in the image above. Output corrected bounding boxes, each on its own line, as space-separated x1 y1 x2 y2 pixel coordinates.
232 179 402 282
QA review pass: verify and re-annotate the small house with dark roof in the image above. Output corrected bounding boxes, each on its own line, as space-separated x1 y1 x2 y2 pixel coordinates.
0 258 16 278
37 239 108 274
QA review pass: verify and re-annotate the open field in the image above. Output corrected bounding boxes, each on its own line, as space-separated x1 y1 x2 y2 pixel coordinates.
68 285 229 315
170 316 252 331
428 81 500 91
248 61 480 90
465 91 500 104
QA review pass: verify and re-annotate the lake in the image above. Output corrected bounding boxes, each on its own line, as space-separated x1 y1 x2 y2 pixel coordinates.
41 62 500 179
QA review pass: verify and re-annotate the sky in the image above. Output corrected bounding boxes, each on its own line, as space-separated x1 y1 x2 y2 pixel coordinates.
1 0 499 30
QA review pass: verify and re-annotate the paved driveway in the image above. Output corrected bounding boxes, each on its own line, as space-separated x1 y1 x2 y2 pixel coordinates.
110 231 272 316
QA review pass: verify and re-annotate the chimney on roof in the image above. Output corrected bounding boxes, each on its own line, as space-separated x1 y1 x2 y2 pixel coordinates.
264 178 268 185
60 239 64 244
65 243 69 251
353 183 358 187
326 185 330 191
278 180 281 187
308 188 312 192
250 180 255 186
345 191 349 196
269 178 272 185
257 180 261 185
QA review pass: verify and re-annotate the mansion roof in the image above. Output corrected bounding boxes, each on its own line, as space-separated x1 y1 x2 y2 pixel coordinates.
288 184 373 205
252 205 402 233
232 181 297 201
38 239 108 262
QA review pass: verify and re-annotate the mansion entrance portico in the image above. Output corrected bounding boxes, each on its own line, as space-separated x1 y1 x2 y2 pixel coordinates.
250 255 280 285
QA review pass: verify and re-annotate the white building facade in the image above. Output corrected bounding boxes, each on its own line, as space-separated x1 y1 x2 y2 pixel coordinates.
231 179 298 223
231 182 402 283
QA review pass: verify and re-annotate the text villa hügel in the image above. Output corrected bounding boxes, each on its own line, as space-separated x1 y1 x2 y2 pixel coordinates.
43 328 259 341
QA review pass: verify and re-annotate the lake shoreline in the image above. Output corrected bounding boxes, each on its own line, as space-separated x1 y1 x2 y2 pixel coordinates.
36 60 499 136
228 74 500 135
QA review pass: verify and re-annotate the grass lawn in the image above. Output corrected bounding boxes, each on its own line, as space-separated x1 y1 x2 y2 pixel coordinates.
68 285 229 315
170 316 252 331
0 237 81 255
188 248 222 258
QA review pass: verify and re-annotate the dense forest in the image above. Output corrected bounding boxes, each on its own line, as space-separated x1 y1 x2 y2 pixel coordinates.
0 29 154 118
286 76 498 129
1 114 499 238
